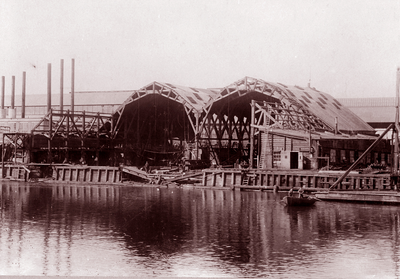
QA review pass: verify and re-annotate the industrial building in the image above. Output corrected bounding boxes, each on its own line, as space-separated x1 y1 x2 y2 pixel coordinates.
0 71 393 184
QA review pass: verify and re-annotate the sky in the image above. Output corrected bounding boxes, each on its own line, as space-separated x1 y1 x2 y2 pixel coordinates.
0 0 399 99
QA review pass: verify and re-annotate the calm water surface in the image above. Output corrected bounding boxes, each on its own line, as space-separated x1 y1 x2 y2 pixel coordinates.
0 181 399 278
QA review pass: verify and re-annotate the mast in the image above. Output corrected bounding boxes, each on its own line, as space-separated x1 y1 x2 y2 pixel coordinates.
394 68 400 177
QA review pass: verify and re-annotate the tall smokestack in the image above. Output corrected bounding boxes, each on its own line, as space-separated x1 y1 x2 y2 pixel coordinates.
1 76 4 118
71 58 75 113
60 59 64 112
47 63 51 112
22 71 26 118
1 76 4 109
11 76 15 109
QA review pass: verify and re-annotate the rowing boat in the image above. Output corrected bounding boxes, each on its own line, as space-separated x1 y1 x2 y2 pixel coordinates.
281 196 317 206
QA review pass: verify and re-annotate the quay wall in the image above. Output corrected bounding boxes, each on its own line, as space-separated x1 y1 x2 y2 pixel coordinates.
0 164 394 192
201 169 392 191
52 166 122 183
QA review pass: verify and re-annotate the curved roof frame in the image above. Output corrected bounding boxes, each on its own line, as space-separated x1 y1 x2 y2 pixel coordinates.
112 81 212 139
203 77 333 132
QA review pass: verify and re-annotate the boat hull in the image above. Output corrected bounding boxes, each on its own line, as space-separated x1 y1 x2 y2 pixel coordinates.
282 196 317 206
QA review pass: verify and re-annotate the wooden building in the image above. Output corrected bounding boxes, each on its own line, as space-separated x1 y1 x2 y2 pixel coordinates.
112 77 389 171
0 74 392 175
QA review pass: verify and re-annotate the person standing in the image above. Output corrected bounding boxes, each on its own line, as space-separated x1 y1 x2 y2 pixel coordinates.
298 185 305 198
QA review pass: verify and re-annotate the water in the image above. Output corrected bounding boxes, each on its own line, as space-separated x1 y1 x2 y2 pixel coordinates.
0 181 399 278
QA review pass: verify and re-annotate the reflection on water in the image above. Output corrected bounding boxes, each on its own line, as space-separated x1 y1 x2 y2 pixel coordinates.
0 181 399 277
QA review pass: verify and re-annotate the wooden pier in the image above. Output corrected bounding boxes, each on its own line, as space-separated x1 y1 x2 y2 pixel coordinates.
315 191 400 205
52 165 121 183
200 168 393 191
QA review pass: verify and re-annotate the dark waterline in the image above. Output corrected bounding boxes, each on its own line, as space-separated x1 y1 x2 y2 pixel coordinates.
0 181 399 278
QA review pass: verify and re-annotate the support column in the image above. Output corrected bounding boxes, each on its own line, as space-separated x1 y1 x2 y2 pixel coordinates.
1 76 5 118
71 58 75 114
195 111 200 160
22 72 26 118
60 59 64 112
249 100 255 168
47 63 51 113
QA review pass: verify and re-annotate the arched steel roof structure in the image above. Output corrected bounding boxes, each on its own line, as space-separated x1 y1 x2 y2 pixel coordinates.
111 77 376 166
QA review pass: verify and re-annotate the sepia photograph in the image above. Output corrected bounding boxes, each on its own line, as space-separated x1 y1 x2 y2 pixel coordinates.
0 0 399 278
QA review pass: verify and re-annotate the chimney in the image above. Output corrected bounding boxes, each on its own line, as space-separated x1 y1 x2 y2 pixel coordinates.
71 58 75 114
1 76 4 118
11 76 15 109
60 59 64 112
9 76 16 118
22 71 26 118
47 63 51 112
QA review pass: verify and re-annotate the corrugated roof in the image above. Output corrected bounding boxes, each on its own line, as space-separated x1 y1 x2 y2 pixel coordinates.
338 97 396 124
265 128 378 141
285 86 374 132
209 77 374 133
116 82 219 114
160 82 218 112
338 97 395 107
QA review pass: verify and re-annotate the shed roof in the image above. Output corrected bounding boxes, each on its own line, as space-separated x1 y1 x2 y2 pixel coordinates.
264 128 379 141
338 97 396 126
210 77 374 133
115 81 219 115
106 77 375 135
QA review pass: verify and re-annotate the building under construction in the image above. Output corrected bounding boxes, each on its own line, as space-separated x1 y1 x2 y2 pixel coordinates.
0 60 397 189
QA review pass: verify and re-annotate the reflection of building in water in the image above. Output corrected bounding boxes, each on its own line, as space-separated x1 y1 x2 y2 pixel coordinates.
0 184 400 275
0 183 121 275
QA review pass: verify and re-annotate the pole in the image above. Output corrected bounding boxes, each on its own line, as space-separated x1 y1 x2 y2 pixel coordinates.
394 67 400 177
11 76 15 109
195 112 199 160
71 58 75 114
249 100 255 168
22 71 26 118
330 123 394 190
47 63 51 112
60 59 64 112
1 76 4 110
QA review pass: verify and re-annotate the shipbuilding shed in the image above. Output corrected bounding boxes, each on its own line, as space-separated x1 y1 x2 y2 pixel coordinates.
199 77 379 169
112 76 384 171
112 81 219 167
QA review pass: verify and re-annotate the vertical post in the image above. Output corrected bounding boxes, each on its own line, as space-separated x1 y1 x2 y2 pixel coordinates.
11 76 15 109
394 67 400 176
1 134 4 178
123 117 127 165
96 112 100 166
249 100 255 168
1 76 4 119
71 58 75 114
195 111 199 160
60 59 64 112
22 71 26 118
65 110 69 163
47 63 51 112
334 117 338 134
81 110 85 164
48 109 52 163
1 76 4 110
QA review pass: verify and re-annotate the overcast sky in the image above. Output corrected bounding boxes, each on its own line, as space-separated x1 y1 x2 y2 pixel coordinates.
0 0 399 99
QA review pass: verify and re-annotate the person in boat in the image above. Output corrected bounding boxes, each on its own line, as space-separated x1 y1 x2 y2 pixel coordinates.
288 187 294 197
298 185 305 198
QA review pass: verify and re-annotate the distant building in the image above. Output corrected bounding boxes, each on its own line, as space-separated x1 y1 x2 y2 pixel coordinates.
338 97 395 129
